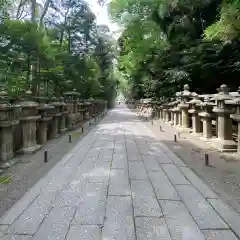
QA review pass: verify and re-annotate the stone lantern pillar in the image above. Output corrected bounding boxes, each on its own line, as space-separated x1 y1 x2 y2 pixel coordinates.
199 96 215 140
18 90 41 154
84 101 91 120
212 84 237 151
37 104 54 144
172 102 179 126
77 101 85 123
162 103 169 122
59 97 68 133
178 84 191 130
0 88 19 162
49 97 62 139
88 98 94 118
64 90 79 130
230 96 240 154
188 93 202 135
159 105 164 121
169 99 175 125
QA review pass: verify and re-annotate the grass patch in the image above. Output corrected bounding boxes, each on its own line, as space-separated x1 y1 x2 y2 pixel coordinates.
71 131 82 137
0 176 12 184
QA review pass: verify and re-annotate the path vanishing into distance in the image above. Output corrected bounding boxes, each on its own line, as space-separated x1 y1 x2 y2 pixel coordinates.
1 105 240 240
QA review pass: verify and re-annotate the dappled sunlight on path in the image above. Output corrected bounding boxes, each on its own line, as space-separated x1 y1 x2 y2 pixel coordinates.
0 104 240 240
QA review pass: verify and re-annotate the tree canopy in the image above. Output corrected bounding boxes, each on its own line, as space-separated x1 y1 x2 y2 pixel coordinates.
0 0 117 103
109 0 240 100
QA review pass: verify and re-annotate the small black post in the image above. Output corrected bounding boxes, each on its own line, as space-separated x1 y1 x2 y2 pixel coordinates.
204 153 209 166
44 150 48 163
151 119 153 125
174 134 177 142
160 125 162 131
69 134 72 143
82 127 84 133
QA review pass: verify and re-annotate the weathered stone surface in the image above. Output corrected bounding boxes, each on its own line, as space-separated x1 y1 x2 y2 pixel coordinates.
180 167 218 198
202 230 239 240
141 155 161 171
73 198 105 225
86 166 110 183
33 206 76 240
112 154 128 169
7 191 56 235
108 169 131 196
176 185 228 229
149 171 181 200
66 225 101 240
133 196 162 217
208 199 240 237
131 179 155 197
160 200 205 240
127 154 142 161
114 145 126 154
102 196 135 240
0 225 9 237
84 182 108 202
3 236 32 240
53 190 82 207
158 144 187 166
129 161 148 179
162 164 190 185
135 217 171 240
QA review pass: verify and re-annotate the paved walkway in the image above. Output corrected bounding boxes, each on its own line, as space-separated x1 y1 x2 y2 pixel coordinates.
1 106 240 240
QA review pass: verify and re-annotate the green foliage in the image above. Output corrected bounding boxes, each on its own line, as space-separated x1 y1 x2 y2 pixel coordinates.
0 0 117 103
109 0 240 99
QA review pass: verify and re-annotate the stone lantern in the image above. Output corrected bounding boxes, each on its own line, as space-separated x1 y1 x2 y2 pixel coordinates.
169 98 175 125
175 92 182 127
84 100 91 120
18 90 41 154
37 103 54 144
77 99 85 123
212 84 237 151
230 104 240 154
64 90 80 113
0 88 19 162
162 102 170 123
178 84 191 130
49 97 62 139
59 97 68 133
230 87 240 154
199 96 215 140
188 93 202 135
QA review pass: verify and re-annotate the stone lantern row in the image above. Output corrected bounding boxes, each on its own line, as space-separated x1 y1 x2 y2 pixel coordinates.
153 84 240 154
0 88 107 164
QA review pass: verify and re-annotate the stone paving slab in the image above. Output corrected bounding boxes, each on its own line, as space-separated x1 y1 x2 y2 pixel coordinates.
148 170 181 200
180 166 219 198
128 161 148 179
135 217 171 240
131 179 155 197
7 191 57 235
202 230 239 240
66 225 101 240
208 198 240 237
33 206 76 240
176 185 228 229
108 169 131 196
1 106 240 240
162 164 190 185
160 200 205 240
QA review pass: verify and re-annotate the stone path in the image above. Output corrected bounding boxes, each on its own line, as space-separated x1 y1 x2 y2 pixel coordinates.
1 105 240 240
